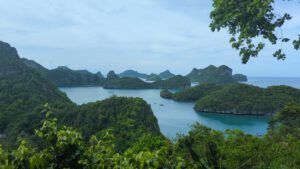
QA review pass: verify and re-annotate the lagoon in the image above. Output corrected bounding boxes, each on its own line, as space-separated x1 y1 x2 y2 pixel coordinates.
60 86 269 138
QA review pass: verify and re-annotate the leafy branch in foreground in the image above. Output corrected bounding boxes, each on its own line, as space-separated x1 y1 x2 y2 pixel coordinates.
210 0 298 63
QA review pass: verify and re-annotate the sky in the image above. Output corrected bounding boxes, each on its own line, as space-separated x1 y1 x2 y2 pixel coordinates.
0 0 299 77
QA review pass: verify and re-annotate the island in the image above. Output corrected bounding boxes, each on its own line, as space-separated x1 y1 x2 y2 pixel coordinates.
160 82 300 115
118 69 149 79
186 65 247 84
103 73 191 89
22 58 103 87
194 84 300 115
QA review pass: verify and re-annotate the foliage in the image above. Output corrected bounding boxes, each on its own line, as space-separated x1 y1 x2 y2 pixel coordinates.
270 103 300 128
0 109 183 169
210 0 298 63
2 107 300 168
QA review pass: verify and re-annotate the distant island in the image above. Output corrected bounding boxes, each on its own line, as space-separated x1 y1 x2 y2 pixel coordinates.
118 69 176 80
161 83 300 115
21 58 247 89
186 65 247 84
146 73 161 81
118 69 149 79
22 58 103 87
158 70 175 80
103 72 191 89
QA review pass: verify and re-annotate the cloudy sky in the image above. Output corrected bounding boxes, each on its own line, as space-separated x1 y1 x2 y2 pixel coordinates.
0 0 299 76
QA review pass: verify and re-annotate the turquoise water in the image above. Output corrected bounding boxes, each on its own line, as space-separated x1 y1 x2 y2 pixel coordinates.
60 87 269 138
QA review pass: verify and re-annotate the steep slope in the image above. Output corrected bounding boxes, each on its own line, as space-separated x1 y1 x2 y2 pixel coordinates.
0 41 73 137
21 58 49 75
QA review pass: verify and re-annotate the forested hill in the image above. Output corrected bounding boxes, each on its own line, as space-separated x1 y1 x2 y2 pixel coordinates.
161 82 300 115
195 84 300 115
186 65 247 84
0 41 73 141
21 58 103 87
0 41 163 150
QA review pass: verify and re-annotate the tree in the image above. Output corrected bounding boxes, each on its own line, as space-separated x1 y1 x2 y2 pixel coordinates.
210 0 300 63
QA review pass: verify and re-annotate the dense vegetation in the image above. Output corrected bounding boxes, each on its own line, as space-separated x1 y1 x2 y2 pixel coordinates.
22 58 103 87
1 103 300 168
0 42 162 152
103 75 191 89
161 83 300 115
195 84 300 115
0 41 74 146
186 65 247 84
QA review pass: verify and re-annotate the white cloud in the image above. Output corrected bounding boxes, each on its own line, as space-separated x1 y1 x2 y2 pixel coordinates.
0 0 299 76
